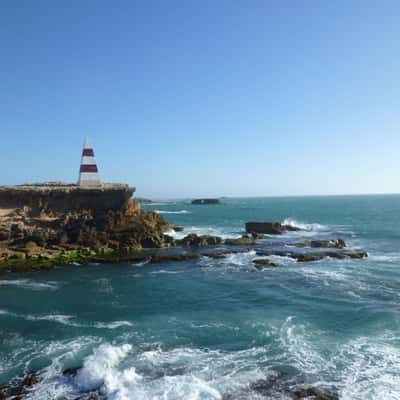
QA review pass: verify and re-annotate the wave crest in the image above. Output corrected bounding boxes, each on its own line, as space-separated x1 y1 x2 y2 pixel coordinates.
282 218 325 231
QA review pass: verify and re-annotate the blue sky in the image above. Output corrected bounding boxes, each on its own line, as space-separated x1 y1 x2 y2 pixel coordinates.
0 1 399 198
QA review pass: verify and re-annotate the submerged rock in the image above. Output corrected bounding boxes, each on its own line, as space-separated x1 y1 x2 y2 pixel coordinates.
292 239 346 249
252 258 279 269
256 249 368 262
245 222 300 235
292 386 339 399
0 371 40 399
296 250 367 262
246 375 339 400
224 235 255 246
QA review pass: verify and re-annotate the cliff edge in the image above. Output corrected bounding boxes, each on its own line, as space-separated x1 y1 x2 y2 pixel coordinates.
0 184 172 270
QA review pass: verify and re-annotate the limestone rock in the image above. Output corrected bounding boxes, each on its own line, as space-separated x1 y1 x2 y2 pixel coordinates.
178 234 223 247
292 239 346 249
253 258 279 269
245 222 300 235
224 235 255 246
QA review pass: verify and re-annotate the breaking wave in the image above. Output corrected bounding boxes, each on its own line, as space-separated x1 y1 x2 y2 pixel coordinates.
282 218 326 232
167 225 242 240
13 316 400 400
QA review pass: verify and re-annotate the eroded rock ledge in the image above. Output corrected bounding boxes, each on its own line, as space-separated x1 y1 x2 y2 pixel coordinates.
0 184 173 271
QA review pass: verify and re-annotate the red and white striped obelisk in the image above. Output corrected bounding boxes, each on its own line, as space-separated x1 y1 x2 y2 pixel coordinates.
78 138 101 187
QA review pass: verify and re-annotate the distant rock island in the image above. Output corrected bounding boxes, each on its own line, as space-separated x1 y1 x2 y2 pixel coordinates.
191 198 221 205
135 197 155 204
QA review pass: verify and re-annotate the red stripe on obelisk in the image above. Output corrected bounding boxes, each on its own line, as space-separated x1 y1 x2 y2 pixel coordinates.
80 165 98 173
82 148 94 156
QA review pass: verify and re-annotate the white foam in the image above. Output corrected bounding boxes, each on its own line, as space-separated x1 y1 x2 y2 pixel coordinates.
131 259 150 267
0 310 74 325
282 218 326 232
24 336 102 400
279 316 332 375
25 313 79 325
0 279 60 291
337 335 400 400
144 202 176 206
150 269 185 275
199 250 257 269
24 331 399 400
0 310 131 330
154 209 190 214
294 265 371 293
26 343 272 400
168 225 242 240
74 343 137 393
93 321 134 329
368 253 400 263
277 317 400 399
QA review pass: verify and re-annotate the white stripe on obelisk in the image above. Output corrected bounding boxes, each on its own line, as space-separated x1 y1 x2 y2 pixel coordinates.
78 138 101 187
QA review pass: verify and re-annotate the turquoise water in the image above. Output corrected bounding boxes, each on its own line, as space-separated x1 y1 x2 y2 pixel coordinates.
1 196 400 399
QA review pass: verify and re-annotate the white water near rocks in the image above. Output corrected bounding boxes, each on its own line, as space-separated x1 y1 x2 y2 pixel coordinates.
1 196 400 399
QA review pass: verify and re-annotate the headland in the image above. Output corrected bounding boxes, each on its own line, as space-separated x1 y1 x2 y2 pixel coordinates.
0 182 174 271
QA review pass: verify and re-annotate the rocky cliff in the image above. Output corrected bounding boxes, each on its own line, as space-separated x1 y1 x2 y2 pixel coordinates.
0 184 172 270
0 183 135 214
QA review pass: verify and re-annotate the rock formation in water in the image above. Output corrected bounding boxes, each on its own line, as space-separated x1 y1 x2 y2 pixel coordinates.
191 198 221 205
245 221 300 235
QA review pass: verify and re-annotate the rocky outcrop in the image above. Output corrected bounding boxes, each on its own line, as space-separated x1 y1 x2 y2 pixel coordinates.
248 375 338 400
295 250 367 262
245 222 300 235
291 239 346 249
256 249 368 262
0 185 173 270
191 198 221 205
150 248 253 264
224 235 255 246
0 371 39 399
176 234 255 248
253 258 279 269
178 234 223 247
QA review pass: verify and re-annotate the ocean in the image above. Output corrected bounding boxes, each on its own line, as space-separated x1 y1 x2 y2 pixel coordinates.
0 195 400 399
